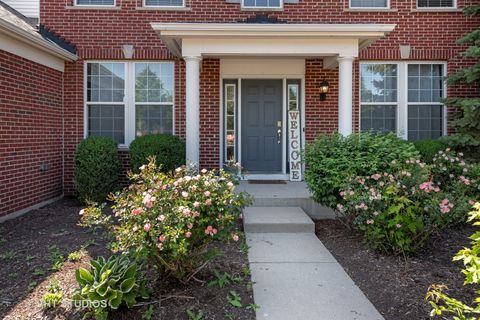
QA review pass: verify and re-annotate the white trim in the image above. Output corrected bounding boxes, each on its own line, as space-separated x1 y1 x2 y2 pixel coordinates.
0 195 63 224
241 0 283 10
0 21 77 63
142 0 185 8
349 0 390 9
359 60 448 140
74 0 116 7
84 60 176 147
282 78 287 175
416 0 456 9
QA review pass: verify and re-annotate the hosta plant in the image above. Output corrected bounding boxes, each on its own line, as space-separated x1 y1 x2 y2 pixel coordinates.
73 255 147 320
80 158 252 280
426 203 480 320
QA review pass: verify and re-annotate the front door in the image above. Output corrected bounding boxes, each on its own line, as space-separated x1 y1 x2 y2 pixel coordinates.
241 79 283 173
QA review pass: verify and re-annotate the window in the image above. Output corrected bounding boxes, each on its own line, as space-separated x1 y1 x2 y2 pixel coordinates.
417 0 454 8
87 63 125 143
360 62 446 141
350 0 388 8
242 0 282 9
144 0 184 7
407 64 444 140
360 64 398 133
86 61 175 145
224 82 237 163
75 0 115 6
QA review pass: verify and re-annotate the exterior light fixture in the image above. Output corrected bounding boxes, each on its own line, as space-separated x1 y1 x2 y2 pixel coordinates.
320 80 329 101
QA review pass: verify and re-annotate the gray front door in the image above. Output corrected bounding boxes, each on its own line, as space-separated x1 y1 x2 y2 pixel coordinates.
241 79 283 173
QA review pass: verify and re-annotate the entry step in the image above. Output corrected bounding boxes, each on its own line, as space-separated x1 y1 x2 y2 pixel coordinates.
243 207 314 233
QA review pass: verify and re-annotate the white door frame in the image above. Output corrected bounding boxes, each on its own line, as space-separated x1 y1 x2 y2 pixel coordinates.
220 74 305 180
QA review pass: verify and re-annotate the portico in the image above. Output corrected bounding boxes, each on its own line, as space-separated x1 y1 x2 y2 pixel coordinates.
152 22 395 178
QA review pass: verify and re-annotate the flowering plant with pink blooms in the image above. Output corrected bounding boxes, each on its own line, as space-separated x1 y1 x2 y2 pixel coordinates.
338 158 446 254
79 158 252 280
431 149 478 192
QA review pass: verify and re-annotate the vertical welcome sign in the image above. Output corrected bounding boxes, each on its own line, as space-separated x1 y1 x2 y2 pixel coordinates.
288 84 301 181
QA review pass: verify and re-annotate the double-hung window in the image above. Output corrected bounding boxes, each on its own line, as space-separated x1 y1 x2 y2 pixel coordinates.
86 61 175 146
143 0 184 7
417 0 455 8
75 0 115 6
360 62 446 141
350 0 388 8
242 0 283 9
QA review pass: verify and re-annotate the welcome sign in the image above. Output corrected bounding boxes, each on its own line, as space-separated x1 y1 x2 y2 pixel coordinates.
288 110 301 181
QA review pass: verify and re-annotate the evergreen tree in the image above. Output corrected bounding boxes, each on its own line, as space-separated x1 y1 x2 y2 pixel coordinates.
443 5 480 154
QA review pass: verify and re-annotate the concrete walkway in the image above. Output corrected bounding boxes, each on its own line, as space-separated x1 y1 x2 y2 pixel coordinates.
244 206 384 320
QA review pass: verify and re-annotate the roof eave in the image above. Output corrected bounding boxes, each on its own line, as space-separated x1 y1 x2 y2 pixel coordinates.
0 19 77 61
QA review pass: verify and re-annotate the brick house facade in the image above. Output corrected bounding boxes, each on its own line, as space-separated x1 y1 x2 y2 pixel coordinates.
0 0 478 217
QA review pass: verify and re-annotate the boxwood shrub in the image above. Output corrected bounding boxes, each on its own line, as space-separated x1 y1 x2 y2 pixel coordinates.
304 132 419 209
74 136 120 203
414 139 447 163
129 134 185 173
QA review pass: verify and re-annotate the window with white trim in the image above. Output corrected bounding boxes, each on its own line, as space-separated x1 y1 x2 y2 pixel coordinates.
144 0 184 7
417 0 454 8
76 0 115 6
224 82 237 163
86 61 175 145
350 0 388 8
360 62 446 141
242 0 282 9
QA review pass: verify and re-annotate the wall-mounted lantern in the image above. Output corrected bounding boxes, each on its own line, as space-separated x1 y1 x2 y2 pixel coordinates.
320 80 329 101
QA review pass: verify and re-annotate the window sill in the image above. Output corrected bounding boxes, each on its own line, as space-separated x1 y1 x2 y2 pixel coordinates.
241 7 284 11
135 6 191 11
65 5 120 10
411 8 460 12
344 8 397 12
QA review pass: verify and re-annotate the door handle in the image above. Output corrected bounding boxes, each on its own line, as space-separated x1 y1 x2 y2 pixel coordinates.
277 129 282 144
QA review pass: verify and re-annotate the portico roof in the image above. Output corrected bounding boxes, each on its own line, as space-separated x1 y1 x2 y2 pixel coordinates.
151 22 396 58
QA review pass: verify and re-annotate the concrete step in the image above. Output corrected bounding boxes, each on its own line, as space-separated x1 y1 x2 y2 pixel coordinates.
243 207 314 233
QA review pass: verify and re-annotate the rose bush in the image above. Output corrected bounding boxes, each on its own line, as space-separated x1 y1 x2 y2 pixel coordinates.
80 158 252 280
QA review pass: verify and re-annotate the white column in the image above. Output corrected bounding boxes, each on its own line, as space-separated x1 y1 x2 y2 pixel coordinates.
337 56 355 136
184 56 202 167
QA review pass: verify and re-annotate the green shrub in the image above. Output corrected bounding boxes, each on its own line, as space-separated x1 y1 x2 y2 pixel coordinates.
305 132 419 208
73 255 147 320
41 280 63 309
427 203 480 319
79 159 252 280
129 134 185 173
414 139 447 163
74 136 120 203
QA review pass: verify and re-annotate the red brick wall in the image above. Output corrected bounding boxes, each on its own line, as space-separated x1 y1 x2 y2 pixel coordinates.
0 50 63 217
39 0 479 191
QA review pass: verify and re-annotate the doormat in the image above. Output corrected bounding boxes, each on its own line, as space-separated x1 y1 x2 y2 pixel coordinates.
248 180 287 184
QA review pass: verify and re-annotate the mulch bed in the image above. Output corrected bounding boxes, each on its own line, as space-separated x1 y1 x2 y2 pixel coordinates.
315 219 477 320
0 198 255 320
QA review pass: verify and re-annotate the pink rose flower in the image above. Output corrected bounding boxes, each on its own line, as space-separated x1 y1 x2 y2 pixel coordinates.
204 191 211 197
187 223 193 229
132 208 143 216
144 223 151 232
158 235 166 242
232 234 239 242
366 219 374 225
185 232 192 238
205 199 212 206
193 201 200 208
182 191 189 198
157 214 165 221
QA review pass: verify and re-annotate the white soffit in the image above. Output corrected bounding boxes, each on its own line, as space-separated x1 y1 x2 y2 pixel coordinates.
151 23 397 58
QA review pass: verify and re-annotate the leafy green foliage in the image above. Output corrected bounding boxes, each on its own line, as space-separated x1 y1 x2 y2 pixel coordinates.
207 270 242 288
129 134 185 173
68 250 83 262
27 281 37 292
142 305 155 320
426 203 480 319
186 309 204 320
227 290 242 308
73 255 147 320
74 136 120 203
50 246 64 272
79 158 251 280
246 303 260 311
33 268 45 277
442 6 480 153
41 280 63 309
305 132 419 208
414 139 448 163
